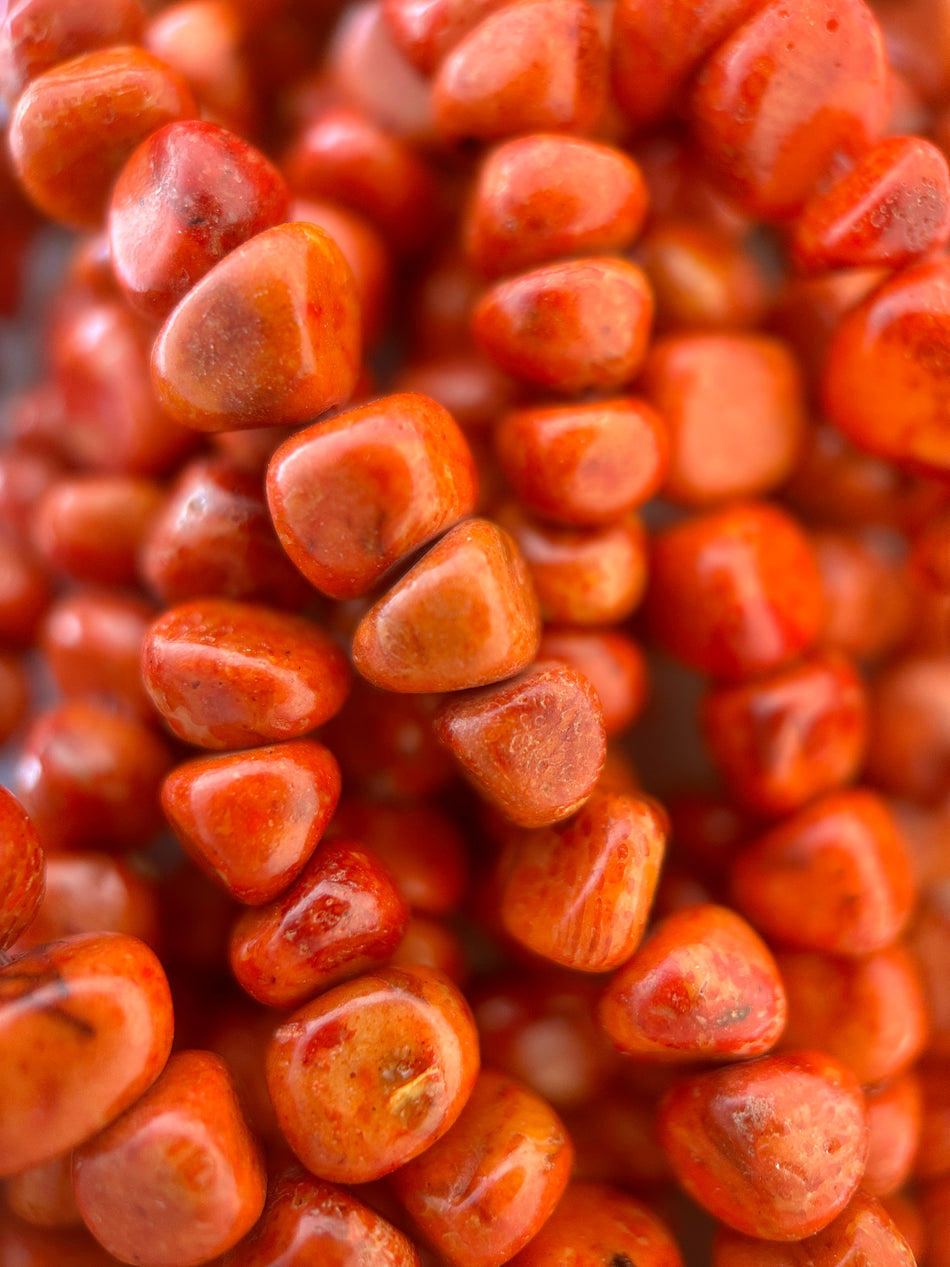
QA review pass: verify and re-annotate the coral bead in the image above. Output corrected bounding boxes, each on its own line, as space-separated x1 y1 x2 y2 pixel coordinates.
0 785 44 953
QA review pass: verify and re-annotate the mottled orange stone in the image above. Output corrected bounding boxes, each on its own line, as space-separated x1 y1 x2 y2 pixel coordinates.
865 654 950 803
72 1050 266 1267
266 965 479 1182
352 518 540 693
792 135 950 273
432 0 606 142
639 333 805 506
141 456 311 611
8 46 196 229
701 651 869 817
267 393 478 600
500 790 666 971
14 700 173 853
494 398 668 526
863 1072 922 1197
0 933 173 1177
658 1051 869 1240
162 740 341 905
141 599 351 749
507 1181 683 1267
433 661 606 828
465 135 648 280
0 785 44 953
537 627 648 738
109 120 289 320
599 904 787 1063
382 0 506 73
497 503 648 626
647 502 825 681
711 1192 917 1266
822 259 950 473
31 474 163 587
730 789 915 955
473 258 654 393
5 1152 80 1229
776 946 928 1085
689 0 889 220
221 1165 421 1266
151 222 361 432
391 1068 573 1267
230 837 409 1008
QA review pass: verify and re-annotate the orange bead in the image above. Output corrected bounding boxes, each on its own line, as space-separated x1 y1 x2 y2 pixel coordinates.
599 904 787 1063
352 518 540 693
908 884 950 1059
229 837 409 1008
382 0 506 74
109 120 288 320
658 1051 868 1240
292 197 392 344
0 449 62 542
915 1059 950 1180
811 528 912 664
464 135 647 279
72 1049 266 1266
0 535 51 647
865 654 950 803
14 701 173 853
863 1071 922 1196
432 0 606 143
0 785 44 953
537 626 648 737
776 945 928 1084
5 1153 80 1229
729 789 915 955
267 393 477 600
152 222 361 433
494 398 667 526
141 456 311 611
822 259 950 473
639 333 805 506
220 1164 421 1266
647 502 825 681
390 914 469 985
473 257 653 393
497 503 648 626
8 47 196 229
390 1068 573 1267
0 1214 119 1265
500 789 666 971
141 599 351 749
701 650 868 817
0 933 173 1177
507 1181 683 1266
162 740 341 905
266 965 479 1183
0 652 29 743
689 0 889 220
393 354 520 432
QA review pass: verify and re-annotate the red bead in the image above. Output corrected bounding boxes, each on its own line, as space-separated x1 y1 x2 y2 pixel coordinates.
865 654 950 803
5 1153 80 1230
863 1071 922 1196
537 627 648 737
267 392 478 600
382 0 506 74
0 785 44 953
292 197 392 344
109 120 289 320
141 599 351 749
0 535 51 648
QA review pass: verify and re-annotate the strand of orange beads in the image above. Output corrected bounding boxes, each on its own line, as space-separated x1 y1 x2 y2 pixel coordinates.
0 0 949 1263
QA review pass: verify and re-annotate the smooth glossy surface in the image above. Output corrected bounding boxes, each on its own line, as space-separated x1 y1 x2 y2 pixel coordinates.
0 785 44 952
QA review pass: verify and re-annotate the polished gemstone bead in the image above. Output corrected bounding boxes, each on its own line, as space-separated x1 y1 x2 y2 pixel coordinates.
382 0 506 73
0 785 44 953
863 1072 923 1197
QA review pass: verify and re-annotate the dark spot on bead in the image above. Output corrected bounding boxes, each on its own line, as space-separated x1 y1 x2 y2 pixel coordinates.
610 1255 634 1267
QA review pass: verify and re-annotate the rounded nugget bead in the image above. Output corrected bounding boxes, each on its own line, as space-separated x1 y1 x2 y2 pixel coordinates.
0 784 44 953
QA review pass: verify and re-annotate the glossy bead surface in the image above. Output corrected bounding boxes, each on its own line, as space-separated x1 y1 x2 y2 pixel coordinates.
507 1181 683 1267
500 790 666 971
433 661 606 827
730 789 915 955
689 0 889 220
639 333 805 506
494 398 667 526
109 120 289 320
267 393 478 600
465 135 648 279
473 258 653 393
266 965 479 1182
701 651 868 817
152 222 361 432
537 627 647 737
382 0 506 73
647 502 825 681
31 474 162 586
0 785 44 953
599 904 786 1062
390 1068 573 1267
230 837 409 1008
432 0 606 142
865 654 950 803
658 1051 868 1240
915 1059 950 1180
221 1165 421 1266
352 518 540 693
0 933 173 1177
141 599 351 749
861 1072 922 1196
9 47 196 229
162 740 341 905
72 1049 266 1267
